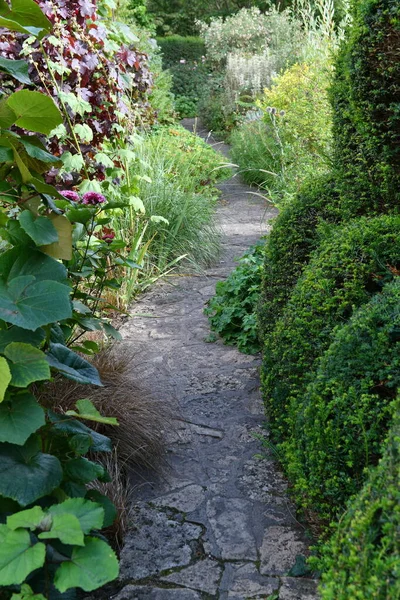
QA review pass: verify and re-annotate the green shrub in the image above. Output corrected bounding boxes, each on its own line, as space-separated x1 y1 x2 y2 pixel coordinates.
205 243 264 354
331 0 400 216
230 61 333 203
262 215 400 441
157 35 205 68
258 175 340 339
316 408 400 600
286 279 400 518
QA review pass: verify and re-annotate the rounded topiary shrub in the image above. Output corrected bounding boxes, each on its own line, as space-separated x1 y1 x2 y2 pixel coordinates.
258 174 340 340
285 279 400 518
331 0 400 216
316 408 400 600
262 214 400 441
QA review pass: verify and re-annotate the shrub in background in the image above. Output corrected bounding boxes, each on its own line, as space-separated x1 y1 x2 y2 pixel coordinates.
157 36 208 117
316 408 400 600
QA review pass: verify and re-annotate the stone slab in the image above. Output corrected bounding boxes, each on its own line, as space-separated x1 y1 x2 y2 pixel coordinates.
161 558 222 594
206 497 258 560
279 578 319 600
120 508 202 580
260 526 308 576
114 586 202 600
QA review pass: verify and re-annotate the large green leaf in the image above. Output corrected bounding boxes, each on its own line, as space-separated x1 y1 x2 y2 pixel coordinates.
0 525 46 585
0 326 45 353
7 506 45 531
0 277 72 330
5 342 50 387
63 457 105 485
0 247 67 283
0 436 63 506
0 356 11 402
66 399 118 426
0 57 30 84
18 211 59 246
54 537 118 593
48 498 104 534
6 91 62 135
46 344 102 386
20 136 59 164
0 392 45 445
0 0 51 35
38 513 84 546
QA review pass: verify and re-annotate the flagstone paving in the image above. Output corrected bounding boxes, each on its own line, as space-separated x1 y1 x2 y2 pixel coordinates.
109 120 319 599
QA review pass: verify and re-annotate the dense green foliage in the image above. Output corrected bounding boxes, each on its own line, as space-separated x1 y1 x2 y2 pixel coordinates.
257 175 340 339
157 36 208 117
287 279 400 517
205 244 264 354
263 214 400 440
331 0 400 217
316 411 400 599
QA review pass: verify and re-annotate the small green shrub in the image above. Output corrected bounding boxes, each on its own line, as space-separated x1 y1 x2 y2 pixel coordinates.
316 408 400 600
331 0 400 216
205 243 264 354
258 175 340 340
262 215 400 441
286 279 400 518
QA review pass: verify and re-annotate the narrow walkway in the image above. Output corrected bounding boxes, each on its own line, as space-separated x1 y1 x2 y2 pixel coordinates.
115 120 318 599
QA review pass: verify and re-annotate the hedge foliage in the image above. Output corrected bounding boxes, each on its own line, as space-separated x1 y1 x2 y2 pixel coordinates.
157 36 205 68
331 0 400 216
316 409 400 600
258 174 340 340
286 279 400 519
262 214 400 441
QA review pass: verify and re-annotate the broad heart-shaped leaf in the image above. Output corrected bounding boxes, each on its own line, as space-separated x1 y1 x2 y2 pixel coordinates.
54 537 118 593
0 277 72 331
0 436 63 506
63 457 105 485
46 344 102 386
7 506 45 531
0 56 30 84
0 525 46 585
5 342 50 387
48 412 112 453
6 91 62 135
11 583 46 600
0 392 45 445
0 326 45 353
38 513 84 546
20 136 59 163
0 356 11 402
48 498 104 534
41 215 72 261
0 247 67 284
66 399 118 426
18 210 59 246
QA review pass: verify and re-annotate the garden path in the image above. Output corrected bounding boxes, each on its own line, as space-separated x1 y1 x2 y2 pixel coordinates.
112 119 318 600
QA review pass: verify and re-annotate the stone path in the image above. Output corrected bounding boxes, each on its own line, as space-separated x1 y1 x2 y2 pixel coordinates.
113 120 319 599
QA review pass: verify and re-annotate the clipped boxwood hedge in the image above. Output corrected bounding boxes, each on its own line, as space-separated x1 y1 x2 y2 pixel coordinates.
285 279 400 519
258 174 340 340
157 36 205 69
262 214 400 441
316 408 400 600
331 0 400 216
